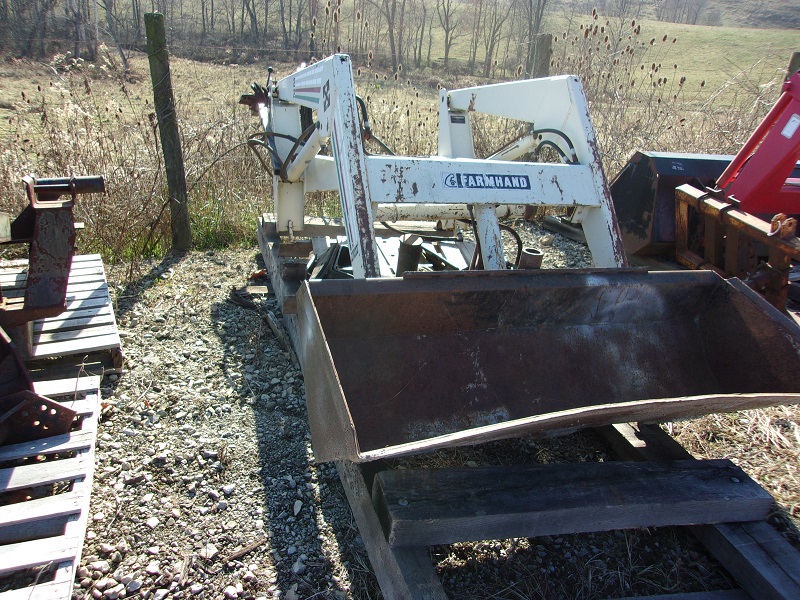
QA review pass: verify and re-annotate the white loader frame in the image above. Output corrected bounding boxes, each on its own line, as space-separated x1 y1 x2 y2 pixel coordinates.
260 54 627 277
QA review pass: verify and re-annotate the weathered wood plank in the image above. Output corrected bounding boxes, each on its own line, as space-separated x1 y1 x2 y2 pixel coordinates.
3 291 110 310
33 305 114 334
373 460 772 548
0 430 94 462
692 522 800 600
0 515 72 546
0 253 101 270
29 296 111 316
27 351 120 379
0 456 89 492
33 324 119 345
30 333 121 359
1 280 108 299
0 491 83 528
0 267 105 289
336 460 447 600
0 263 105 279
50 398 96 418
0 535 80 575
33 376 101 397
38 314 117 338
598 424 800 600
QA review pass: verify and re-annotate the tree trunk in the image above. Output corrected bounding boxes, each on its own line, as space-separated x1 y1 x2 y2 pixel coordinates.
426 18 433 66
279 0 289 48
69 0 83 58
468 0 484 70
104 0 130 69
415 4 425 67
268 0 269 43
131 0 141 41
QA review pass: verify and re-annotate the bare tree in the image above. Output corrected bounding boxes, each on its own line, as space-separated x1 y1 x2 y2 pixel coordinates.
655 0 706 24
467 0 484 70
480 0 512 77
520 0 548 77
368 0 408 70
603 0 644 18
239 0 258 40
685 0 707 25
101 0 130 69
13 0 60 56
436 0 461 69
414 2 426 66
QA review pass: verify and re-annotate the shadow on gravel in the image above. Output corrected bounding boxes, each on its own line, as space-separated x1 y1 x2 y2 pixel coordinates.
208 254 381 599
109 251 191 321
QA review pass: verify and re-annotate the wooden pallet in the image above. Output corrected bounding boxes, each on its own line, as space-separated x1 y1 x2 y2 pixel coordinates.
0 375 101 599
0 254 123 374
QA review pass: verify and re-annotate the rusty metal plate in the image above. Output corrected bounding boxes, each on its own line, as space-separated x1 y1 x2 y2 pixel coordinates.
296 269 800 462
0 390 77 445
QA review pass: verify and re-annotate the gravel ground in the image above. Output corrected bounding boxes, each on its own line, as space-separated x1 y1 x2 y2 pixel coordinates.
79 249 375 600
68 221 798 600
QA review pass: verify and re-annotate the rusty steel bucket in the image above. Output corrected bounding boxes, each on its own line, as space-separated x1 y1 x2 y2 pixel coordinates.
296 269 800 462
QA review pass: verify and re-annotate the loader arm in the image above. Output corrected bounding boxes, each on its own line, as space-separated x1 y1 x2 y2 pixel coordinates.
254 54 627 274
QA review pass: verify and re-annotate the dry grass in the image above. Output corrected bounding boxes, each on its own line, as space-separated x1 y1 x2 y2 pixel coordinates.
550 12 789 175
0 27 791 265
1 48 271 264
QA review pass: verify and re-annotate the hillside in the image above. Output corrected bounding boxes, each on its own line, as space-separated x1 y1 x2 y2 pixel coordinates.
708 0 800 29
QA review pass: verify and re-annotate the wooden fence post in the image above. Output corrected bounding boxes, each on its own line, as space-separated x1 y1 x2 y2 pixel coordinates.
532 34 552 78
145 12 192 252
789 51 800 78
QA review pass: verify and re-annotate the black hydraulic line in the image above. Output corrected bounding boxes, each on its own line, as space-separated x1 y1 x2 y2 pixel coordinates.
356 94 395 155
530 128 578 163
534 140 570 163
247 131 298 174
499 222 523 268
279 121 319 181
488 127 578 164
466 206 483 270
247 139 273 174
457 218 522 269
355 95 371 133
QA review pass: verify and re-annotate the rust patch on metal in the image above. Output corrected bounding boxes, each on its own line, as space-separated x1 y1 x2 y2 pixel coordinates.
550 175 564 199
0 175 104 328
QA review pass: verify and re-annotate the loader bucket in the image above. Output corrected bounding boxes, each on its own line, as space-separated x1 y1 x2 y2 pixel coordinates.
609 151 732 257
296 269 800 462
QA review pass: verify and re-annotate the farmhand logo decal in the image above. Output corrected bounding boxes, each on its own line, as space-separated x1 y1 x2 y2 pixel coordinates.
443 173 531 190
